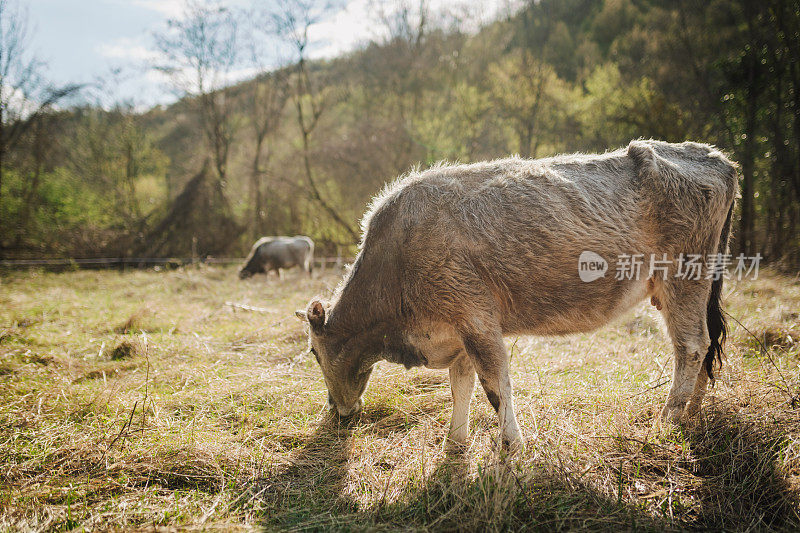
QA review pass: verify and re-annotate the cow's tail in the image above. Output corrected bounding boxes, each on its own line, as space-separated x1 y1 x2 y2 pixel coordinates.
704 200 734 382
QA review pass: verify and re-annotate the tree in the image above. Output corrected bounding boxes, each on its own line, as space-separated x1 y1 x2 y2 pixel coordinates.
0 0 79 254
641 0 799 257
241 15 291 239
488 49 560 157
270 0 359 242
66 105 168 233
154 0 239 189
245 71 289 239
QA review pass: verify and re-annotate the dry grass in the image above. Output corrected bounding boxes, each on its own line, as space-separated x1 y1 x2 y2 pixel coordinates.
1 265 799 531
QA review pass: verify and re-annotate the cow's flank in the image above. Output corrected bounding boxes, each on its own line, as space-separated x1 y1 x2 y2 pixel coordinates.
299 140 738 453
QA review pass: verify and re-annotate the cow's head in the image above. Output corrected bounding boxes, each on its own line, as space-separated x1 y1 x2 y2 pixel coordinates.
238 267 254 280
296 300 374 416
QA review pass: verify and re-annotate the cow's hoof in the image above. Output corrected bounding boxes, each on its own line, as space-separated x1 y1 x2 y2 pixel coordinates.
500 436 524 457
660 403 687 424
445 438 470 456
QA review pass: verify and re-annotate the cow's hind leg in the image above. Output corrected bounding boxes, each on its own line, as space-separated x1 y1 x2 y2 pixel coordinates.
685 365 709 418
660 280 712 422
447 355 475 450
461 329 522 453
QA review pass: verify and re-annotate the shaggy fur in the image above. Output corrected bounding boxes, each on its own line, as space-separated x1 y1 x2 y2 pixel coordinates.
301 140 738 451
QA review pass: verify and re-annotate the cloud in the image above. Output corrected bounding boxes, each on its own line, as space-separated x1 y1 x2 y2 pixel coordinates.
306 0 377 59
131 0 185 19
96 0 523 109
97 37 161 63
305 0 523 60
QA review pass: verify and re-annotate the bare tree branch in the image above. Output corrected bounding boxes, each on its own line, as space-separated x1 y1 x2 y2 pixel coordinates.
154 0 240 187
269 0 359 242
0 0 82 256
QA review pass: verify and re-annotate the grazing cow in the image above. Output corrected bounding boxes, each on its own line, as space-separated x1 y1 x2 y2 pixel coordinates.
297 140 737 452
239 236 314 280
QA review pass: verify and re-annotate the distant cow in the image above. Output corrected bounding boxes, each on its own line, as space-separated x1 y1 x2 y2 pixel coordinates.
239 236 314 280
297 140 737 453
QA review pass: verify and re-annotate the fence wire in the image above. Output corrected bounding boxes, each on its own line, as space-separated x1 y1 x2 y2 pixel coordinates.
0 257 346 268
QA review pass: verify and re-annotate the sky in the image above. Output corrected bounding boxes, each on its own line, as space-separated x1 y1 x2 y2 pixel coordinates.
24 0 517 110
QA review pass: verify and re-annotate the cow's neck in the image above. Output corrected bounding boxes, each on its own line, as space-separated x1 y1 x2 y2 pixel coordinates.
330 247 399 324
326 248 404 364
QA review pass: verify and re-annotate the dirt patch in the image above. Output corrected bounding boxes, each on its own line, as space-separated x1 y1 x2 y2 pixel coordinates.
21 352 53 365
110 339 145 360
114 306 163 334
762 327 799 350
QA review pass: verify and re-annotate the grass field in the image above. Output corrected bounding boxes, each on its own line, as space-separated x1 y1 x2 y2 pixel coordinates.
1 265 799 531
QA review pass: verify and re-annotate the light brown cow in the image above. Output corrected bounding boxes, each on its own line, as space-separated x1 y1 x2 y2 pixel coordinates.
297 140 737 452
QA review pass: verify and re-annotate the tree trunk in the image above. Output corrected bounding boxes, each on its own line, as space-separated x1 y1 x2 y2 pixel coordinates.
738 55 759 255
298 126 358 242
292 62 358 242
251 135 265 239
0 113 5 259
14 119 46 248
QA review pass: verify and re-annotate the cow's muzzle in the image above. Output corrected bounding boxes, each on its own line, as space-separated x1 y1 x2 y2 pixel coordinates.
328 394 362 417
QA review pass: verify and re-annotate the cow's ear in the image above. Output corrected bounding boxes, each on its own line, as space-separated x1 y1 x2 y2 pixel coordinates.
307 300 325 329
294 309 306 320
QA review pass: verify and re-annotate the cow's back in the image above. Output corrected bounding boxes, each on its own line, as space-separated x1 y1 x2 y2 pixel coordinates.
267 236 312 268
359 141 735 335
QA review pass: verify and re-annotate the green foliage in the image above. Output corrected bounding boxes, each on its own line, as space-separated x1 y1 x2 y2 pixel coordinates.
1 166 111 250
579 63 688 148
410 83 492 163
1 0 798 262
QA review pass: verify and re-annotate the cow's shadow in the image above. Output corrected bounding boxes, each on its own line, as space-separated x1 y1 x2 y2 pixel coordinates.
249 402 799 531
245 412 356 530
246 402 435 529
682 405 799 530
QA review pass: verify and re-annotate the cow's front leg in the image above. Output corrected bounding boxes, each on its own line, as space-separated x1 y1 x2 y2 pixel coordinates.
447 354 475 450
462 331 523 453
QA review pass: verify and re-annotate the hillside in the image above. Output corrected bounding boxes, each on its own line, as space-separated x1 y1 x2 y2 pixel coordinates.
1 0 798 264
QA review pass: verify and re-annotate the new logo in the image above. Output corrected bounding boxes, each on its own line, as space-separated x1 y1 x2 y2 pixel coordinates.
578 251 607 282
